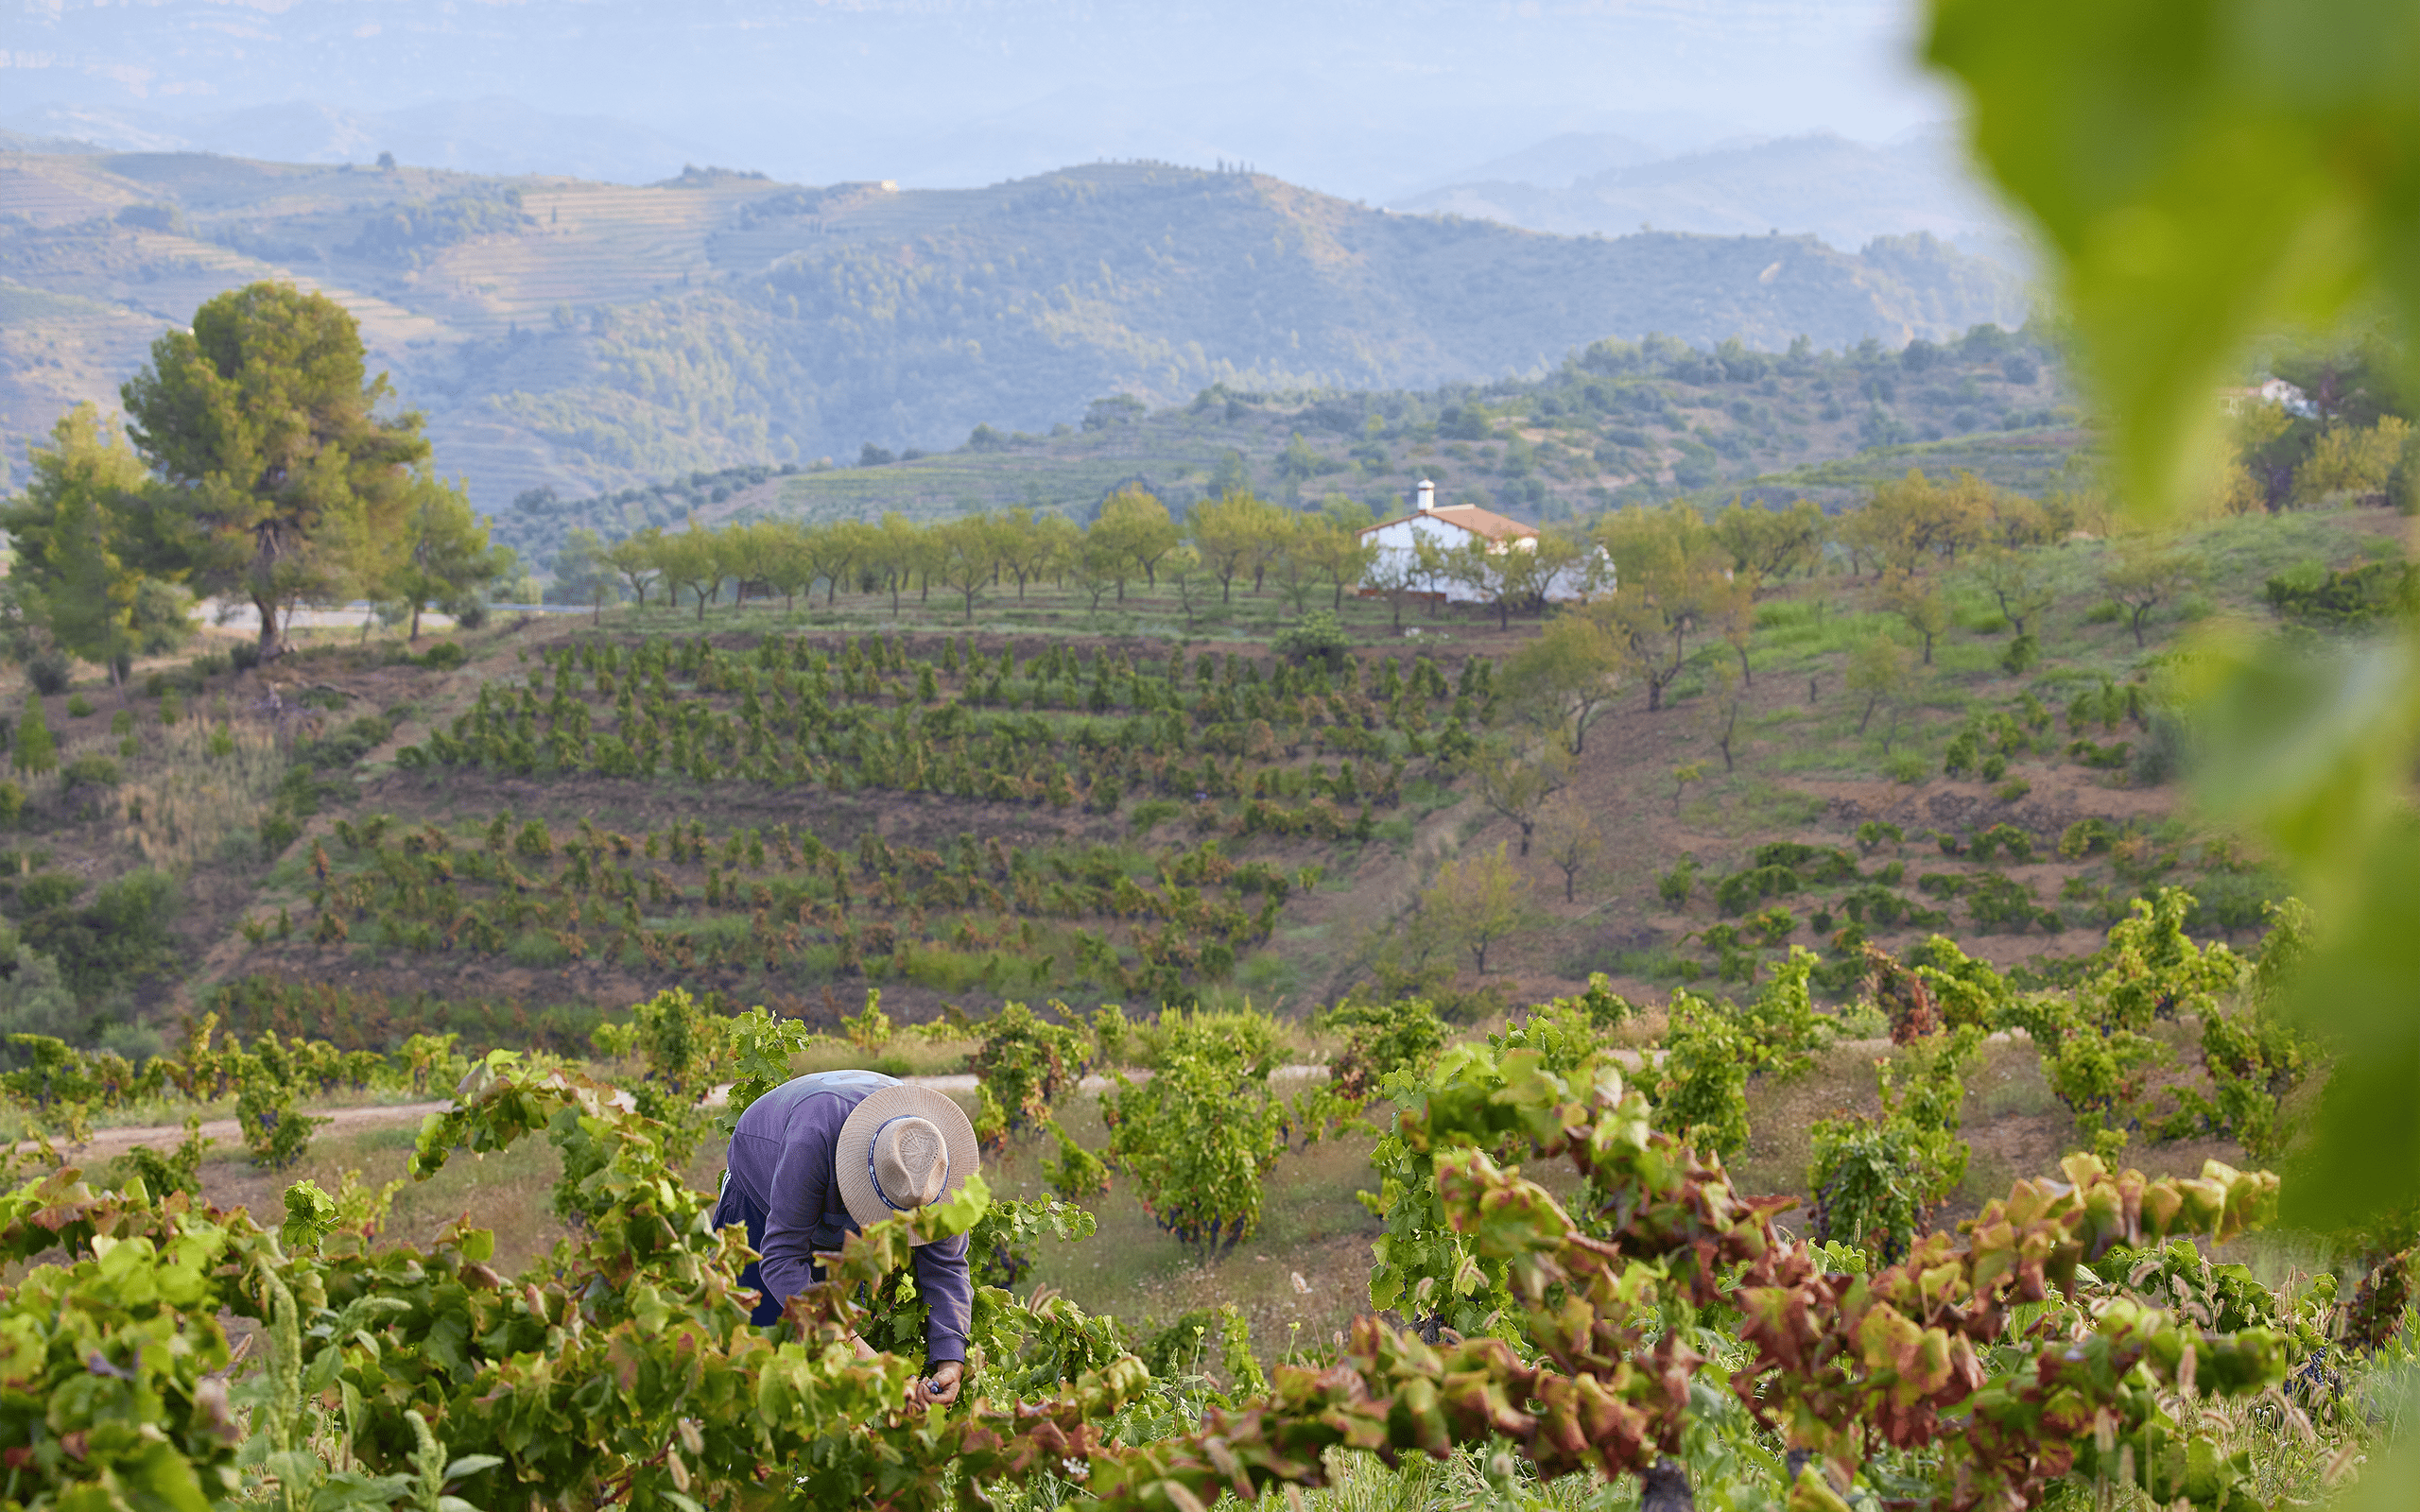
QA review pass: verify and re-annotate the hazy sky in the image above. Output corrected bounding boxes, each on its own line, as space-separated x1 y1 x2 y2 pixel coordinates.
0 0 1963 197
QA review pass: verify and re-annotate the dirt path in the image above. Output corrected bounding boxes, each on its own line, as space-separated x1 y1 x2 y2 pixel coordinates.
40 1065 1339 1165
55 1099 455 1164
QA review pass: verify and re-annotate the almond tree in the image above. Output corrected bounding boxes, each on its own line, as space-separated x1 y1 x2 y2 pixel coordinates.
1420 841 1529 973
2100 538 2207 647
1500 610 1629 754
1594 504 1728 711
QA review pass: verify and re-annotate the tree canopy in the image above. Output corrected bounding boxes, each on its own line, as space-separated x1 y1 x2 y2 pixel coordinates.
0 404 193 683
121 282 430 657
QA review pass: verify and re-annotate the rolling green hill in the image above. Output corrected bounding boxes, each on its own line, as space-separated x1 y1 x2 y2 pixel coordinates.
0 151 2028 513
499 318 2083 576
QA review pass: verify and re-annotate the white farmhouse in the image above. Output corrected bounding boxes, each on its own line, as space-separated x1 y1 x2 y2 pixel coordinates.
1357 479 1610 604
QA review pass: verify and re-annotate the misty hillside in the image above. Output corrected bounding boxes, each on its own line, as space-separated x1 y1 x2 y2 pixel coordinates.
3 101 711 187
0 150 2024 509
497 322 2083 578
1395 131 2026 263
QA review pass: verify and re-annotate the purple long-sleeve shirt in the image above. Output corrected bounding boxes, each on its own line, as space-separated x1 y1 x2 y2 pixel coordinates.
717 1070 974 1365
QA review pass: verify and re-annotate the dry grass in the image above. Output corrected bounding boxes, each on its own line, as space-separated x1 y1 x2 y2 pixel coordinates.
117 722 287 872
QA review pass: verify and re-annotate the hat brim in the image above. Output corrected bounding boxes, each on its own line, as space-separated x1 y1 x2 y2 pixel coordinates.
833 1084 981 1244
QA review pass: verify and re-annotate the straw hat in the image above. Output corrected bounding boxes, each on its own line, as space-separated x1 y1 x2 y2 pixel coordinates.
834 1084 979 1243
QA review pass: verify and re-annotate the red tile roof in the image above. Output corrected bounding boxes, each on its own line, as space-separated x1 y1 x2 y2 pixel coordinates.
1358 504 1539 543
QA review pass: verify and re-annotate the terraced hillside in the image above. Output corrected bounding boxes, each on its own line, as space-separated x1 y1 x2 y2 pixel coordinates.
0 151 2026 508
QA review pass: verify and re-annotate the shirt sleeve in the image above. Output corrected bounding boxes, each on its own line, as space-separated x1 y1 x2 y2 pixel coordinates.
911 1233 974 1366
753 1097 838 1312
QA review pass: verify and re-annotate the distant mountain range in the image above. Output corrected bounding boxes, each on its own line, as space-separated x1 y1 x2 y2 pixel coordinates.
0 1 1947 200
1394 129 2034 268
0 148 2028 511
4 100 711 189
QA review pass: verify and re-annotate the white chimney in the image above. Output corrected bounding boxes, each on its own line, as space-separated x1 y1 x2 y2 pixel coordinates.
1414 478 1436 513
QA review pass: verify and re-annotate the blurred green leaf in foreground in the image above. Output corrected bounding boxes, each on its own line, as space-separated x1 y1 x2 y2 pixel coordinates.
1931 0 2420 1232
1931 7 2420 1498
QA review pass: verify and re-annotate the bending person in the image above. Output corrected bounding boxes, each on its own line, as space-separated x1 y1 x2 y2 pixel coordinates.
714 1069 978 1405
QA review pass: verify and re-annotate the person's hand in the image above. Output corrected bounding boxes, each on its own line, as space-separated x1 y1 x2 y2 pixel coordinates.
913 1360 963 1408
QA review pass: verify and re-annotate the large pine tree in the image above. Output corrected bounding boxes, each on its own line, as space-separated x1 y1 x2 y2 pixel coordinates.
121 283 429 659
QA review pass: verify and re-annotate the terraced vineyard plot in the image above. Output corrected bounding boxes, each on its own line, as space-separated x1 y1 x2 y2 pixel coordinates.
246 629 1492 1008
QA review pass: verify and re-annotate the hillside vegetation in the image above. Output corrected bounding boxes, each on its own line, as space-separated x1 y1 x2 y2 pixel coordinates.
0 151 2026 509
500 317 2081 572
0 323 2411 1512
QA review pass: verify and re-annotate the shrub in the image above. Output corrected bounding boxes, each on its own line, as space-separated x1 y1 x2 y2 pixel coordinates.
2263 559 2416 627
1965 872 2045 932
1807 1026 1984 1261
1652 990 1754 1156
1747 905 1797 946
60 754 119 790
230 642 262 671
1751 842 1857 882
24 651 71 696
967 1000 1091 1140
2083 599 2124 625
1854 821 1904 854
2067 738 2134 769
16 872 79 912
258 813 302 859
22 868 179 997
63 694 93 718
1968 823 2034 863
1270 610 1352 671
1884 752 1927 783
2000 633 2041 674
1317 995 1448 1102
236 1074 329 1169
1103 1015 1292 1253
0 782 23 829
2057 817 2120 859
12 701 54 777
104 1116 212 1199
1128 799 1182 835
1943 730 1982 779
1713 864 1798 915
1657 854 1699 907
0 952 83 1068
1044 1121 1112 1203
413 642 469 670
